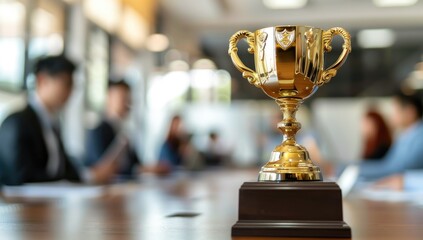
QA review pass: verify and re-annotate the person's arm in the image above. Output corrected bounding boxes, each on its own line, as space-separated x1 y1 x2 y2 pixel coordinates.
403 170 423 191
358 158 398 181
141 142 172 175
80 123 126 184
86 135 129 184
373 170 423 191
359 135 423 181
85 125 114 167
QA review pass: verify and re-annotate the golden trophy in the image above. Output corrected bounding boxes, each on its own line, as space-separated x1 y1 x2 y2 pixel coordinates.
229 25 352 237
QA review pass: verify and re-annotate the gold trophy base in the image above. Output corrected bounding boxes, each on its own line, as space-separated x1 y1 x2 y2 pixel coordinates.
258 166 322 181
256 98 323 181
258 140 322 181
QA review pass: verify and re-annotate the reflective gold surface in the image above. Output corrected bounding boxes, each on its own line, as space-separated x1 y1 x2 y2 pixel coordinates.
229 25 351 181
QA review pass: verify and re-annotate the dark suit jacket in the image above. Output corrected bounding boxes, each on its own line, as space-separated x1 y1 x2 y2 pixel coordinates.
0 105 81 185
85 120 140 176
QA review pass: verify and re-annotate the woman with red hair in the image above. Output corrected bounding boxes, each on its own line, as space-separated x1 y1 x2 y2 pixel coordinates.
361 110 392 160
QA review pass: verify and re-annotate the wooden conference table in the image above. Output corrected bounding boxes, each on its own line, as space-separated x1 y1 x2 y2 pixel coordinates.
0 169 422 240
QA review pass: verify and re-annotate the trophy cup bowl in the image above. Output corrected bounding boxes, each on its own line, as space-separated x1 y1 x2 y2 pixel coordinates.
229 25 351 181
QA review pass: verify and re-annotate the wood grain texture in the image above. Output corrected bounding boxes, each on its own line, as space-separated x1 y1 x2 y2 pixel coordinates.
0 169 422 240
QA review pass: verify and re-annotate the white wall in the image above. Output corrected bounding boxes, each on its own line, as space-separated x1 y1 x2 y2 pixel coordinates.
312 97 393 164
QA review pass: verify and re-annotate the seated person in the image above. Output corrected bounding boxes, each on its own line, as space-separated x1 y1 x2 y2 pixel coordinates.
357 91 423 181
0 55 120 185
157 115 184 169
148 115 199 174
203 131 229 166
84 80 140 178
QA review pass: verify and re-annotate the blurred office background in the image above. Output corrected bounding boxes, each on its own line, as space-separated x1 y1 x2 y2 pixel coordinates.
1 0 423 168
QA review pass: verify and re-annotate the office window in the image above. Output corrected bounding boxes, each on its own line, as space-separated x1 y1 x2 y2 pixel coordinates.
86 27 109 111
28 0 65 59
0 0 26 91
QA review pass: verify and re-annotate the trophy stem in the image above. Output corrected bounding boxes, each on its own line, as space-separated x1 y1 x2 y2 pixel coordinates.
276 98 302 145
258 98 322 182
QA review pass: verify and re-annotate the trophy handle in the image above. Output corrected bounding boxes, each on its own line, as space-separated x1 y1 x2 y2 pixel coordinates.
319 27 352 86
228 30 260 88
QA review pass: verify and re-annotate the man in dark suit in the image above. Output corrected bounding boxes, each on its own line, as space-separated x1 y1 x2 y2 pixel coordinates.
0 55 120 185
85 80 140 178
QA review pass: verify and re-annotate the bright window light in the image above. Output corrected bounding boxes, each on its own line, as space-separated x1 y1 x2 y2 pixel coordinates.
119 6 148 49
146 34 169 52
29 34 64 58
357 29 395 49
147 72 190 108
61 0 77 4
32 8 55 37
0 1 25 24
192 58 216 70
83 0 121 33
191 69 215 89
169 60 189 72
406 70 423 90
373 0 418 7
262 0 308 9
0 38 25 86
0 1 25 37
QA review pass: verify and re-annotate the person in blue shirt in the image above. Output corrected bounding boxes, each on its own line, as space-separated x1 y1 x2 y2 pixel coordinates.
158 115 184 168
358 91 423 181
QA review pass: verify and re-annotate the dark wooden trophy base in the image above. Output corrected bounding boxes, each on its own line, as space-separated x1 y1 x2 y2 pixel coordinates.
231 182 351 238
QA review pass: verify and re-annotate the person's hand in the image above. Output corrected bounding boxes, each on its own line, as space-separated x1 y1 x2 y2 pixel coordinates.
154 162 172 176
88 134 131 184
90 160 118 184
373 174 404 191
140 162 171 176
112 134 129 156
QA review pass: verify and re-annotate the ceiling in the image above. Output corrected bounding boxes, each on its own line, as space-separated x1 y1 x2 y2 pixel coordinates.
158 0 423 98
160 0 423 37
